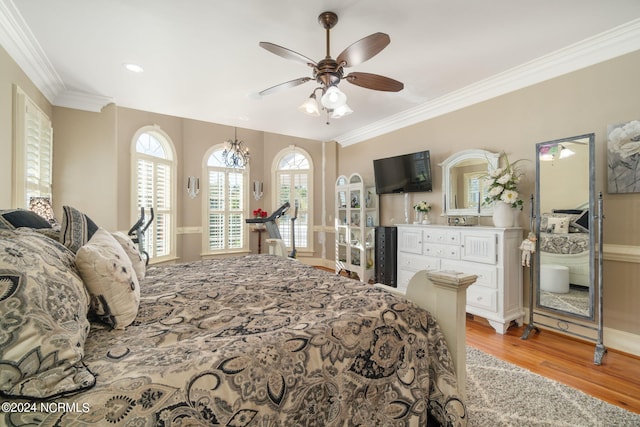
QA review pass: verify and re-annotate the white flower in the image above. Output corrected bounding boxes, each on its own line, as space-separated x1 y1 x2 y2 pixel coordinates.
496 173 512 185
488 186 503 198
608 120 640 159
500 190 519 204
413 201 431 213
483 152 525 210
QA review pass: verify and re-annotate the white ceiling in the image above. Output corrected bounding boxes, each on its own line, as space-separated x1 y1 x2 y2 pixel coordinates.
2 0 640 145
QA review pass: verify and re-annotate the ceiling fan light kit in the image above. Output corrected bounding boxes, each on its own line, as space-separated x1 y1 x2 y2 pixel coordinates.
259 11 404 124
320 85 347 109
298 93 321 116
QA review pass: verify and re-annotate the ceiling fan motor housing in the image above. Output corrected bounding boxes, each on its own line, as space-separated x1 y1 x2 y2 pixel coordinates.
315 58 343 87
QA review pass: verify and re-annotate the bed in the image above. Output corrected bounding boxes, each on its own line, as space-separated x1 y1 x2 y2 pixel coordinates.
0 208 467 426
539 209 590 287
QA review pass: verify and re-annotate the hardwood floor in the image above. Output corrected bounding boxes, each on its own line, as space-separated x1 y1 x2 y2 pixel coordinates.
466 316 640 414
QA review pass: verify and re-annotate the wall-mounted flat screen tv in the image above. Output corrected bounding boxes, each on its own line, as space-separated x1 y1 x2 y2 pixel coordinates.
373 150 432 194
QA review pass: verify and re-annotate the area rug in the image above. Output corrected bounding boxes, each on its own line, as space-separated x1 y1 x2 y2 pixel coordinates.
466 346 640 426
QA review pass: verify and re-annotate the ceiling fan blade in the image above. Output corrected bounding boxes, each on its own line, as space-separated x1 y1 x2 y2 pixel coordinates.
259 77 313 96
337 33 390 68
345 72 404 92
259 42 317 67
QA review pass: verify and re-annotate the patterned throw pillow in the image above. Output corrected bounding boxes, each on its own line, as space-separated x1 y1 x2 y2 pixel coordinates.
60 205 99 253
0 228 95 399
0 208 52 230
111 231 146 281
545 217 569 234
75 228 140 329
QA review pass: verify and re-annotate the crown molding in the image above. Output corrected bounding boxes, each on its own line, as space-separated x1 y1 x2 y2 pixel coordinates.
3 1 640 130
54 90 113 113
0 0 113 112
336 18 640 147
0 0 65 101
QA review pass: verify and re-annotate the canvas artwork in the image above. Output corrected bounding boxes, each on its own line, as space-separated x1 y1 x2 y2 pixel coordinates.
607 119 640 193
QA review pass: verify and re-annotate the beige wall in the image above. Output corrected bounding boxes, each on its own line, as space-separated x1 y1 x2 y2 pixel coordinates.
52 105 327 262
0 45 52 207
337 50 640 339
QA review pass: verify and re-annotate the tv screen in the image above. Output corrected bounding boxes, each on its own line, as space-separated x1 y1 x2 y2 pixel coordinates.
373 151 432 194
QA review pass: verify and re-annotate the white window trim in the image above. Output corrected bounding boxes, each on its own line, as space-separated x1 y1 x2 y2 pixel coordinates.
201 144 250 255
271 145 314 254
130 125 177 264
12 85 53 208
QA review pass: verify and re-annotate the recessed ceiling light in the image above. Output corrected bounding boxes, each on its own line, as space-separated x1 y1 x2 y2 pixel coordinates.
123 63 144 73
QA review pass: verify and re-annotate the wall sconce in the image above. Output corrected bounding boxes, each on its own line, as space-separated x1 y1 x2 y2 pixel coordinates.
253 181 264 200
187 176 200 199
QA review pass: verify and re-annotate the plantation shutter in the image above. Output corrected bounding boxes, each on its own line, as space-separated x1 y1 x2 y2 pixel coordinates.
14 86 53 207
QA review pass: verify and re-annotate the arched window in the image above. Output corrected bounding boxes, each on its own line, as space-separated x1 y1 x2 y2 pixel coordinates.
273 146 313 251
132 127 176 262
203 145 249 253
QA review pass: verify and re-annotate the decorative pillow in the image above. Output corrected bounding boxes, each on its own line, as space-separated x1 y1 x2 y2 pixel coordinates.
76 228 140 329
572 210 589 232
111 231 146 281
60 205 99 253
0 208 52 230
552 209 586 233
0 228 95 399
545 217 569 234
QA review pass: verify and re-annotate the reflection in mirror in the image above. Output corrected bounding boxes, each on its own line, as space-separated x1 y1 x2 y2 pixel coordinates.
535 134 595 320
440 149 499 216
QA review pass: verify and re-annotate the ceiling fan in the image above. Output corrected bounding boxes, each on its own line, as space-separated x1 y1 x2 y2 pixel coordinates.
258 11 404 120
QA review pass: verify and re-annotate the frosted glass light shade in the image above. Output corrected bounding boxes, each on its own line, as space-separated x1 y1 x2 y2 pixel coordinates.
320 86 347 109
298 96 320 116
331 103 353 118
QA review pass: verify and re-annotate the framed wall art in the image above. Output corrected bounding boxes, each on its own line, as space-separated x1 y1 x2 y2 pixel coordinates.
607 119 640 193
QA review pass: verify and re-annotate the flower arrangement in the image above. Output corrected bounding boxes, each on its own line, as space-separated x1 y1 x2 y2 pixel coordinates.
413 201 432 213
252 208 268 218
484 153 524 210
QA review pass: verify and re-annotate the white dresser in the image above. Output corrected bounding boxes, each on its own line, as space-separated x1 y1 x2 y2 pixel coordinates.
396 224 524 334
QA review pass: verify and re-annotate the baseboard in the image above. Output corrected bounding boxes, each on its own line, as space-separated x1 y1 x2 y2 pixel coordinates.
603 327 640 357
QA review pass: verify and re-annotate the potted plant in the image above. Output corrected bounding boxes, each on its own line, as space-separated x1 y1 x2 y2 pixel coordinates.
484 153 524 227
413 201 432 224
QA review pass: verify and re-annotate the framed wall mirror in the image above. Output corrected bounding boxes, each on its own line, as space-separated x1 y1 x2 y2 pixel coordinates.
535 133 595 320
440 149 499 216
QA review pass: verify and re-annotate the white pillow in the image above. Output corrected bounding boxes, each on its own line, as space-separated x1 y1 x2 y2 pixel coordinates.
111 231 146 281
546 217 569 234
76 228 140 329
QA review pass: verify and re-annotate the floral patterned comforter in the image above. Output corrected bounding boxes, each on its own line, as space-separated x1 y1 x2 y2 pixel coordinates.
4 255 465 426
539 231 589 254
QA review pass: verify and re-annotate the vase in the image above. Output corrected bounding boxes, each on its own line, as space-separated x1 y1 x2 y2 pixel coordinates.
492 201 516 227
422 212 431 225
414 211 423 224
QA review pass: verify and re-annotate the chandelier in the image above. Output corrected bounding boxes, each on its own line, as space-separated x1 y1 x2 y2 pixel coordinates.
222 128 250 168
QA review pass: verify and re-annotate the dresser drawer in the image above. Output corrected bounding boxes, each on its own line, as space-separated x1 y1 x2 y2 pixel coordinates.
467 285 498 313
423 243 460 260
440 260 498 289
398 253 441 272
422 229 460 245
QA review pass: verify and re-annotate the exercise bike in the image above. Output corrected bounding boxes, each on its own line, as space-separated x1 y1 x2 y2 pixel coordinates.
128 207 154 265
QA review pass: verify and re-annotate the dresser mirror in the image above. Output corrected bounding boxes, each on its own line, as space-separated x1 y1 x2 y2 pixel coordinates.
535 134 595 320
440 149 499 217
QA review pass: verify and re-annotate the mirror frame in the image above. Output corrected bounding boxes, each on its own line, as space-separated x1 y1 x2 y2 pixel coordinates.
534 133 596 320
440 149 499 217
